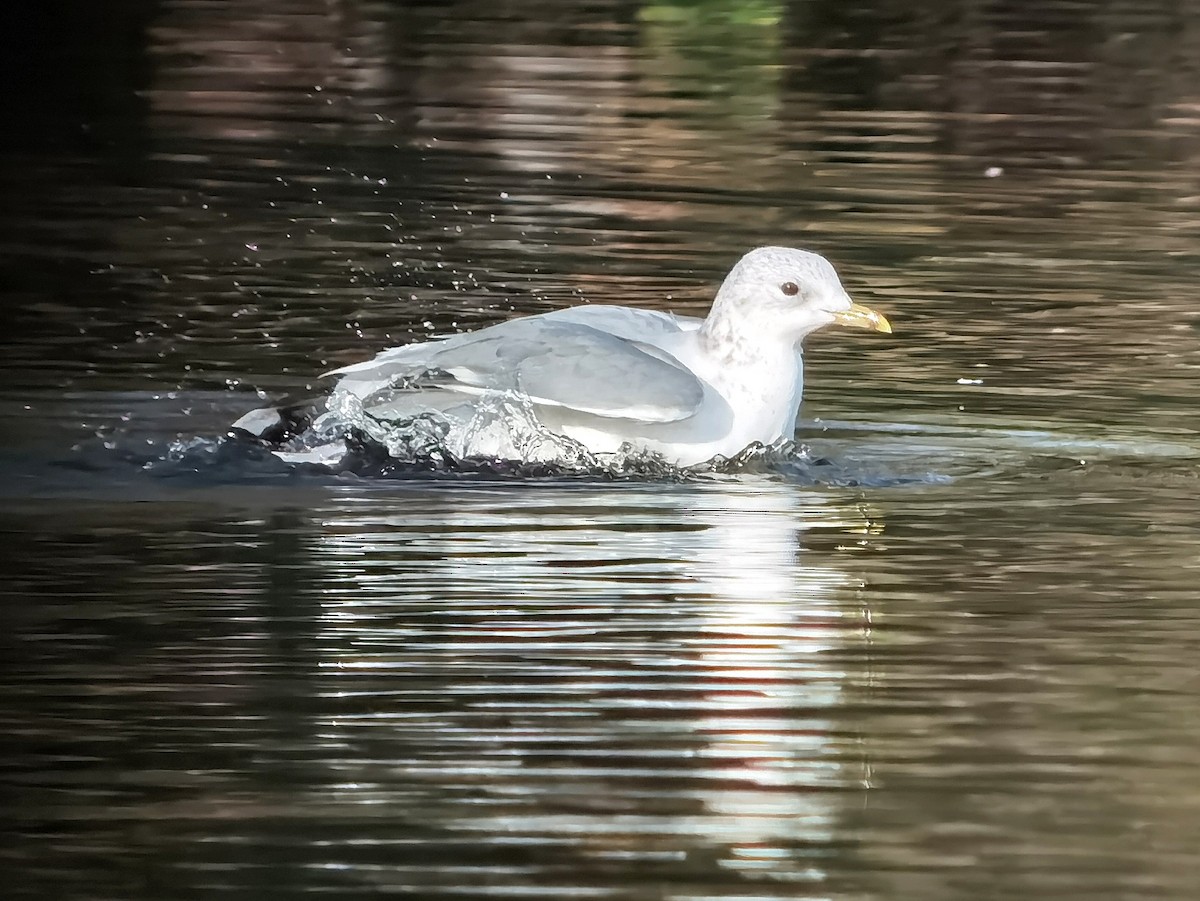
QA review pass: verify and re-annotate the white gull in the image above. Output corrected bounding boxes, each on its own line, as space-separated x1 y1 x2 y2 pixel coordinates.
236 246 891 468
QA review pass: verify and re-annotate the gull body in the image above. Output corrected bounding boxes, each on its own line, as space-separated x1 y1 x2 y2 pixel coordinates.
240 247 890 468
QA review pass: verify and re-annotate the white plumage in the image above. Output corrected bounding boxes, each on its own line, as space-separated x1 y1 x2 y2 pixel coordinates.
237 246 890 468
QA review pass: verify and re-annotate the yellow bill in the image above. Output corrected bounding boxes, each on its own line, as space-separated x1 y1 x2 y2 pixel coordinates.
833 301 892 334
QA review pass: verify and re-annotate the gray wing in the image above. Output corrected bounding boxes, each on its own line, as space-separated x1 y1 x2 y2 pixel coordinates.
538 305 702 342
326 314 705 424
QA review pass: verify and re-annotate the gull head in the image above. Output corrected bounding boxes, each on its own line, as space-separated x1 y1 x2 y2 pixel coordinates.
705 246 891 346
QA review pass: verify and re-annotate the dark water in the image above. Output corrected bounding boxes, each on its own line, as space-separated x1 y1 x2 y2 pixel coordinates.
4 1 1200 897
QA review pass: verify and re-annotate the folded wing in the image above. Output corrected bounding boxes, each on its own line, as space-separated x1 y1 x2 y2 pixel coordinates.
327 314 705 424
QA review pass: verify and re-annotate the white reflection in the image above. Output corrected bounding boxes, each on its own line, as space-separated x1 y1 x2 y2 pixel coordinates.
302 476 881 888
681 484 875 873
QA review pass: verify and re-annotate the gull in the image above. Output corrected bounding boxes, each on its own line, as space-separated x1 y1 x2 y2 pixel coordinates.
235 246 891 468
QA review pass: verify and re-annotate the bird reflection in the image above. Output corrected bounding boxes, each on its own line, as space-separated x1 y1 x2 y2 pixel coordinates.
675 485 876 871
303 478 882 890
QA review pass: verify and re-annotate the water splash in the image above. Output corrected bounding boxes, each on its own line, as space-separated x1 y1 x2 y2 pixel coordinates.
318 385 600 465
216 383 959 485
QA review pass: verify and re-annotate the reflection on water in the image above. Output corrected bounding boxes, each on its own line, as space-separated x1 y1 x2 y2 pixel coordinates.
7 456 1197 898
310 483 875 886
682 489 871 867
4 0 1200 898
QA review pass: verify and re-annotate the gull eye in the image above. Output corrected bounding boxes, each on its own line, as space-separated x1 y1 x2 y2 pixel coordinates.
780 281 800 297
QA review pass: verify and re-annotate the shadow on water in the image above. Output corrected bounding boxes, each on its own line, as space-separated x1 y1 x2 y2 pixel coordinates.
6 388 1199 511
0 389 952 502
0 394 1122 504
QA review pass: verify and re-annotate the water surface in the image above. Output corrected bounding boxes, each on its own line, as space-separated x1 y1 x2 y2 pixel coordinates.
3 1 1200 898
